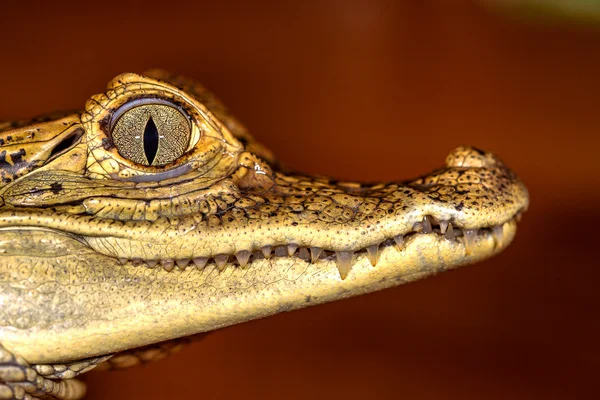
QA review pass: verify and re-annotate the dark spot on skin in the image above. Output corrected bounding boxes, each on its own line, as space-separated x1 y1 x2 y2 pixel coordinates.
6 136 12 141
305 295 312 303
49 182 63 195
101 137 114 150
292 222 298 226
10 149 26 164
0 138 4 145
455 202 464 211
98 115 112 135
0 149 36 184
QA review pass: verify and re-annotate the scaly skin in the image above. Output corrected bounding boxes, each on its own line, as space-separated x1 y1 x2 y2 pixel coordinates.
0 71 528 399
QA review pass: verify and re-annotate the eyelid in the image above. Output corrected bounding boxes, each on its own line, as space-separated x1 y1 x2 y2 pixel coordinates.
109 98 191 131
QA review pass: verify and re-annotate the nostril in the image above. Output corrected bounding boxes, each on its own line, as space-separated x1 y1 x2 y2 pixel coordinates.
445 146 501 168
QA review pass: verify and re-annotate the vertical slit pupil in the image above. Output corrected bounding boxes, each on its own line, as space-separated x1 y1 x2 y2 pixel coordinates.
143 117 159 165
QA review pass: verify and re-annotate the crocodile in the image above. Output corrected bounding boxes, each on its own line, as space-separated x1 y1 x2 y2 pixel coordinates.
0 71 528 399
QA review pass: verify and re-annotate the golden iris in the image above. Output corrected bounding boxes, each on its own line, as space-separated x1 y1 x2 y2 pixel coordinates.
111 103 191 166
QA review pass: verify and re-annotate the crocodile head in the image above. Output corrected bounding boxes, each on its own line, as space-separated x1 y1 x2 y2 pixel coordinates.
0 71 528 364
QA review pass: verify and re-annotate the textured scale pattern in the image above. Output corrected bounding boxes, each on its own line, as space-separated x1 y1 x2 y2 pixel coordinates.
0 71 528 399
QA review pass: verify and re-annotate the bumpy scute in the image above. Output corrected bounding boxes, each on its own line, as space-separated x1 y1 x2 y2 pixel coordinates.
0 71 528 399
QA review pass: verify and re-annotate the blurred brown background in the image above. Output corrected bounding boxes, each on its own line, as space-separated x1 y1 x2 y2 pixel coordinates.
1 1 598 399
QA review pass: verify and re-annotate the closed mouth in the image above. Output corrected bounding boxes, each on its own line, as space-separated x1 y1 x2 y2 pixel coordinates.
110 211 523 279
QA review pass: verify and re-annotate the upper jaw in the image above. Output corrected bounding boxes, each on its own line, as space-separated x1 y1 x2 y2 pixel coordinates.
0 144 528 279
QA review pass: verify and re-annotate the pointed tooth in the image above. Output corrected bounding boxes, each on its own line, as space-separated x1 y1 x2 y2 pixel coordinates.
215 255 228 271
118 258 128 265
146 260 158 268
236 250 251 268
444 223 455 240
176 259 189 269
439 220 449 234
160 259 175 272
299 247 310 261
261 245 272 259
132 258 143 266
422 216 433 233
366 244 379 266
193 257 208 269
492 225 504 248
393 234 404 251
463 229 478 255
335 251 354 280
287 243 298 256
310 247 323 263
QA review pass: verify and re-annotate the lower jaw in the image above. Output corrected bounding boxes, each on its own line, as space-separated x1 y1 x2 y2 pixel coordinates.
0 220 516 363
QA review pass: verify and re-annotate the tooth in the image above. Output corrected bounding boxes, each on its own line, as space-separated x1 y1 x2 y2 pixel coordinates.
439 220 449 234
118 258 128 265
422 216 433 233
366 244 379 266
193 257 208 268
287 244 298 256
393 234 404 251
176 259 189 269
463 229 478 254
146 260 158 268
445 223 455 240
236 251 251 268
335 251 354 280
310 247 323 263
412 222 423 233
132 258 143 266
261 245 272 259
492 225 504 248
299 247 310 261
161 259 175 272
215 255 228 271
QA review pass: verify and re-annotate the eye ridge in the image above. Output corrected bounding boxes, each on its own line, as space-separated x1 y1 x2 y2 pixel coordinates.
143 116 159 165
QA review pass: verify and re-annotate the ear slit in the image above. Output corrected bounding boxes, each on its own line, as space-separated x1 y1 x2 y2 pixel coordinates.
48 128 84 159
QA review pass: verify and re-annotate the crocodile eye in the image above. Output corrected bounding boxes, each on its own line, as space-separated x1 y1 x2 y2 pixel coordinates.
111 103 191 166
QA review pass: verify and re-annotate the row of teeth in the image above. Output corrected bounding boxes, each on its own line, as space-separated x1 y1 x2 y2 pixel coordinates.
118 214 520 279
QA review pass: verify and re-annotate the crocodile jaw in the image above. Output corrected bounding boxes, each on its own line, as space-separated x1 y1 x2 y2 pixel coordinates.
0 72 529 365
0 219 516 363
